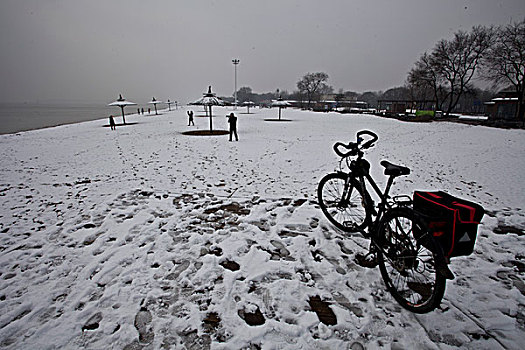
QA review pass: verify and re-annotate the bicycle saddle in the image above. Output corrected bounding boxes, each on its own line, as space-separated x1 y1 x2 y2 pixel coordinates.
380 160 410 176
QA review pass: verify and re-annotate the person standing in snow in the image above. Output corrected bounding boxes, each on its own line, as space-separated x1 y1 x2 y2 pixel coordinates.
109 115 116 130
227 112 238 141
187 110 195 126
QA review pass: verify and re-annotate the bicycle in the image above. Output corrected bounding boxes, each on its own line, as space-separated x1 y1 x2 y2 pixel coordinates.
317 130 453 313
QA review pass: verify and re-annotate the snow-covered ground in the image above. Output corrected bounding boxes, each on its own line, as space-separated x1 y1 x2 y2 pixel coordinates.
0 107 524 349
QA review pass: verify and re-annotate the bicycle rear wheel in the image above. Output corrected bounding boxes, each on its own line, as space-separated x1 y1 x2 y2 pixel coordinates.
317 172 370 232
376 207 446 313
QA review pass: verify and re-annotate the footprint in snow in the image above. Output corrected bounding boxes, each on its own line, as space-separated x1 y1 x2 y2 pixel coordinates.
164 260 190 281
81 312 103 333
220 259 240 271
238 304 265 326
308 296 337 325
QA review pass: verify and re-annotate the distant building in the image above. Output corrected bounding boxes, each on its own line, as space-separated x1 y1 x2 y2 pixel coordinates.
377 99 436 117
317 94 368 112
484 90 519 120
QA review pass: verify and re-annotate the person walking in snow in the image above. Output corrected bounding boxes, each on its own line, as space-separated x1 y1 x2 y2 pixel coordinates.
109 115 116 130
187 110 195 126
227 112 238 141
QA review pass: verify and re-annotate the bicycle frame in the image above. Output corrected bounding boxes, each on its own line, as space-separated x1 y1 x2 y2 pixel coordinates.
354 172 396 234
339 151 403 236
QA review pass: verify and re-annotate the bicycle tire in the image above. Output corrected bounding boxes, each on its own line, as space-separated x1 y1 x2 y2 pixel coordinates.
376 207 446 313
317 172 371 232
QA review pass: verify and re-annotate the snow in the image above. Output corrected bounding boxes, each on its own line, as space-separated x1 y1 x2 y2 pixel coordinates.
109 100 137 106
272 100 290 107
191 96 224 106
0 107 524 349
458 115 489 121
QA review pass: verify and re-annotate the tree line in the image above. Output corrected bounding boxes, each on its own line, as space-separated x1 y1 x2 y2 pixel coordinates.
230 19 524 120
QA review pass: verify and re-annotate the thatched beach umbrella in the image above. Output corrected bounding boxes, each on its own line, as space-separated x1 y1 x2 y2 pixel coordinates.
190 97 204 106
272 96 290 120
109 94 137 125
189 97 208 116
195 86 223 131
243 101 256 114
149 97 163 115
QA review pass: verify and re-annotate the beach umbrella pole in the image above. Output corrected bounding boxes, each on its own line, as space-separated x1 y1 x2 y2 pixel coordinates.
121 106 126 125
209 106 213 131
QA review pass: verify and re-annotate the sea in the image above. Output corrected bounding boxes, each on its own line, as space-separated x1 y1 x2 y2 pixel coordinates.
0 102 138 135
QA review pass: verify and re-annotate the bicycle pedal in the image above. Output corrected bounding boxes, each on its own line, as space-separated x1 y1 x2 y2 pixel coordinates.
343 222 361 232
355 252 378 268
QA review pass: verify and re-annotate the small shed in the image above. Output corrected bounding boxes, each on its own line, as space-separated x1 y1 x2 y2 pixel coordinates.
377 99 436 116
484 91 519 120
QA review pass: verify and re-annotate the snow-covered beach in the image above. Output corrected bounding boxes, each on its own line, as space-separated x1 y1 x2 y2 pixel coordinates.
0 107 524 349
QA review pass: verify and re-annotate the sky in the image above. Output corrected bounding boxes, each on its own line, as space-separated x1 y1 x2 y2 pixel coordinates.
0 0 523 105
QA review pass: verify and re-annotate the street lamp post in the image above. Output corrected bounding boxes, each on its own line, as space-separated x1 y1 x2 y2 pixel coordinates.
232 59 240 110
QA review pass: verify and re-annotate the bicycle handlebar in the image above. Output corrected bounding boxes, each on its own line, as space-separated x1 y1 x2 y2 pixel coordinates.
333 142 358 157
333 130 378 158
357 130 378 149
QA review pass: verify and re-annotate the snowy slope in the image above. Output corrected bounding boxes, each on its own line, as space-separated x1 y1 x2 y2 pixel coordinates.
0 107 524 349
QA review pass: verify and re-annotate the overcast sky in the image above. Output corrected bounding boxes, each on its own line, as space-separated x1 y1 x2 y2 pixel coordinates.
0 0 523 105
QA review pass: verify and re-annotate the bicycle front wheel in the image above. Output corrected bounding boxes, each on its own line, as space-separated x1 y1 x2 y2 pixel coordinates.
377 207 446 313
317 172 370 232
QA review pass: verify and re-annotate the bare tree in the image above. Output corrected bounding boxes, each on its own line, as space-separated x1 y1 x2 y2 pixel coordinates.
359 91 380 108
236 87 254 103
407 26 493 116
407 52 447 109
297 72 331 109
482 19 525 120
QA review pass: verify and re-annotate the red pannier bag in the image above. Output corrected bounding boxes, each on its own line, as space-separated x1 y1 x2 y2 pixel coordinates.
413 191 484 258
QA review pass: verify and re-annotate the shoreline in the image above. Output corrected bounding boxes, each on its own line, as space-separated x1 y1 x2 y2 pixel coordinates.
0 101 167 135
0 116 109 136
